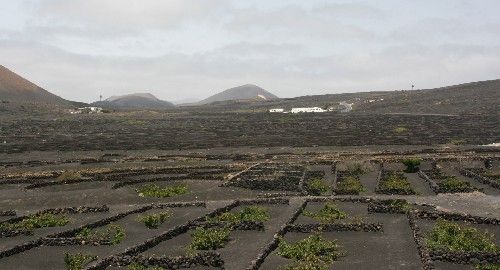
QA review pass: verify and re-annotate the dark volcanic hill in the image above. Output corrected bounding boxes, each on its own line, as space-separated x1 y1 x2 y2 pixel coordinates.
0 65 68 105
199 84 278 105
92 93 174 109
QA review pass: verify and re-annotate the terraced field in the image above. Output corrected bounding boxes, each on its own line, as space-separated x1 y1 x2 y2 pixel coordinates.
1 147 499 269
0 112 498 153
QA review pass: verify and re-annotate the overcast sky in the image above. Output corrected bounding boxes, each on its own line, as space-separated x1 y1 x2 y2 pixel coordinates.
1 0 499 103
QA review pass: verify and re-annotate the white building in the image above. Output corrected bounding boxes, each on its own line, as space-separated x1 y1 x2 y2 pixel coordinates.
70 107 103 114
291 107 326 113
269 108 284 113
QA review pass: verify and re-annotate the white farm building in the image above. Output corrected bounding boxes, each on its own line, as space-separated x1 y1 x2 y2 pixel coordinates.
291 107 326 113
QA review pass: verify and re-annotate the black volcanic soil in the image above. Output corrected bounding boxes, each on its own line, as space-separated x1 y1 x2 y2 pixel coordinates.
0 112 498 153
0 147 498 270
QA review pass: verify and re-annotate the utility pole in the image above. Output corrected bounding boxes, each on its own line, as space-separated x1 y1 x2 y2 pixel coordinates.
99 94 102 101
411 84 415 90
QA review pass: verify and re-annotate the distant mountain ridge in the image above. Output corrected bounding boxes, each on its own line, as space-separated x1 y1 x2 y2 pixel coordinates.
92 93 174 109
190 79 500 115
0 65 69 105
198 84 278 105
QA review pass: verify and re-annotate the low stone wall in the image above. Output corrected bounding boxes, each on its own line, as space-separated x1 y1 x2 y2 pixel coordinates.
246 200 307 270
42 237 111 246
460 169 499 189
368 202 408 214
0 210 16 216
38 205 109 215
193 220 265 231
86 201 240 269
0 240 42 259
407 211 434 270
418 170 440 194
430 250 500 265
108 252 224 269
415 210 500 225
0 205 110 238
285 222 383 233
409 208 500 268
307 196 373 204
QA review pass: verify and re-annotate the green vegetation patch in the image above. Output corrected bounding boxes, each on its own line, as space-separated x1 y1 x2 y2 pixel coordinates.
188 227 231 250
449 138 467 145
382 199 411 212
437 177 475 193
64 252 97 270
346 163 366 176
426 219 499 253
483 171 500 182
278 234 343 270
138 211 172 229
305 178 330 195
128 263 165 270
0 213 70 233
209 206 270 223
393 126 408 134
303 203 347 223
335 176 365 195
476 264 500 270
401 158 421 173
379 172 416 195
76 224 125 245
136 183 189 198
57 170 84 182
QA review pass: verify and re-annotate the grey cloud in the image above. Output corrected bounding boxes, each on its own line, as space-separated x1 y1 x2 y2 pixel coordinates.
1 1 499 103
2 38 499 103
226 5 377 41
31 0 230 34
390 18 500 44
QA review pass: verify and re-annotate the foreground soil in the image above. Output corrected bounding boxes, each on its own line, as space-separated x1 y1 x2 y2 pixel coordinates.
0 146 499 269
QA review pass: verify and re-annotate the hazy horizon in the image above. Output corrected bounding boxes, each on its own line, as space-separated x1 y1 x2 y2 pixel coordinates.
1 0 499 103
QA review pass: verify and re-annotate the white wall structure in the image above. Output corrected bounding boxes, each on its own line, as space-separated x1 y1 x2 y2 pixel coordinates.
339 102 353 113
291 107 326 113
269 108 284 113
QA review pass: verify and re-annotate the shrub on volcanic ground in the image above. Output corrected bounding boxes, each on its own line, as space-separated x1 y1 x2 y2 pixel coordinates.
346 162 366 176
401 158 421 173
138 211 172 229
136 183 189 198
0 213 70 233
57 170 84 182
474 264 500 270
209 206 270 223
483 170 500 182
303 203 348 223
379 172 417 195
64 252 97 270
128 263 165 270
393 126 408 134
278 234 343 270
379 199 410 212
305 178 330 195
335 176 365 195
426 219 499 253
437 177 475 193
76 224 125 245
424 169 447 180
188 227 231 250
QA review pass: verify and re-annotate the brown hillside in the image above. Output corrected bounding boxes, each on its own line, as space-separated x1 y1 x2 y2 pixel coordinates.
0 65 68 104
